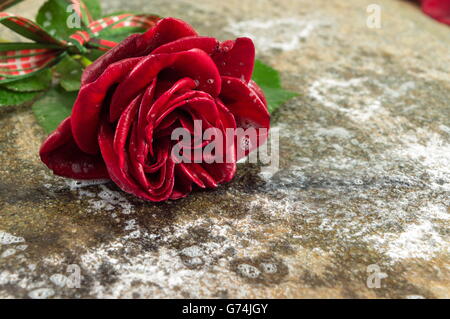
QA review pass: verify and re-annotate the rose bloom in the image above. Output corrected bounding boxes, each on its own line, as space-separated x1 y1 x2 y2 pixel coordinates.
40 18 270 201
420 0 450 25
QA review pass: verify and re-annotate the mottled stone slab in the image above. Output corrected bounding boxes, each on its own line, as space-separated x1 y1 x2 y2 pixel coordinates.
0 0 449 298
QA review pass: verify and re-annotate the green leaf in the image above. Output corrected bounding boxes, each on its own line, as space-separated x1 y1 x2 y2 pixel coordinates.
0 86 39 107
55 55 82 91
32 86 77 133
260 86 298 114
86 49 104 61
252 59 282 88
252 59 298 113
3 69 52 92
82 0 102 21
97 26 146 43
94 12 159 43
0 42 61 52
0 15 60 44
36 0 102 40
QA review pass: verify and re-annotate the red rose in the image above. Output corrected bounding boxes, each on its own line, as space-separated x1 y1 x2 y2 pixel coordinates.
421 0 450 25
39 18 270 201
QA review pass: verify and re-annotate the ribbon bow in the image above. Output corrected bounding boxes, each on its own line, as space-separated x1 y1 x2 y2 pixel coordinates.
0 0 159 83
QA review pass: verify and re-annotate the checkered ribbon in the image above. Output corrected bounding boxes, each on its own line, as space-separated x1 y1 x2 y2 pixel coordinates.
69 13 160 51
0 12 65 45
0 0 159 83
0 13 66 82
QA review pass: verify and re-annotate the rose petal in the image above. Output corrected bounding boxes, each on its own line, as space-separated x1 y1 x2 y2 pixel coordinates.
98 117 174 201
82 17 198 85
170 165 194 199
422 0 450 25
212 37 255 83
248 80 267 106
128 121 149 189
40 117 109 179
72 57 142 155
220 76 270 160
109 49 222 122
135 79 157 165
147 77 197 123
143 78 197 156
152 36 219 55
147 154 176 197
113 94 141 171
220 76 270 130
211 99 237 182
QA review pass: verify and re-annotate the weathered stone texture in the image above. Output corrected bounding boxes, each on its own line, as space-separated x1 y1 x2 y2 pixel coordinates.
0 0 449 298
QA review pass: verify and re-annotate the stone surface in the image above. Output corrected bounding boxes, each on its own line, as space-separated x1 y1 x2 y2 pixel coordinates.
0 0 449 299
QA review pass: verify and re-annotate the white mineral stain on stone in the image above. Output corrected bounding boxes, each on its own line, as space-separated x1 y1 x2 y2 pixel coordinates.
0 271 19 285
254 107 449 264
367 203 449 262
28 288 55 299
124 219 137 231
63 180 134 215
308 77 415 122
1 248 17 258
42 255 64 265
406 295 426 299
66 179 110 190
49 274 68 287
71 216 250 298
181 245 204 258
260 263 277 274
315 127 353 139
308 76 419 123
439 125 450 135
237 264 261 278
226 17 328 51
370 220 447 261
0 231 25 245
95 185 133 215
180 246 205 266
396 131 450 191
